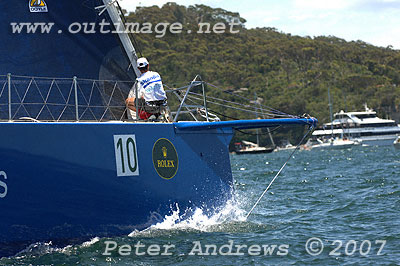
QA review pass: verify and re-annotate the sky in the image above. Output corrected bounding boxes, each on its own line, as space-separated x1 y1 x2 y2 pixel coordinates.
120 0 400 49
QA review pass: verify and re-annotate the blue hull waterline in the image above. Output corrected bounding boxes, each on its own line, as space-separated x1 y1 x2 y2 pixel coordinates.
0 122 235 256
0 119 316 257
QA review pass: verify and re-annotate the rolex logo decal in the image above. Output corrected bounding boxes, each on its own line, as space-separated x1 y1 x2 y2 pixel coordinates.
162 147 167 158
29 0 48 13
153 139 178 180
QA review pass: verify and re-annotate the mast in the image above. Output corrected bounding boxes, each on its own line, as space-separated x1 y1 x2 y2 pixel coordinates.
255 92 276 147
254 93 260 146
267 128 276 147
103 0 142 120
103 0 141 77
328 87 334 139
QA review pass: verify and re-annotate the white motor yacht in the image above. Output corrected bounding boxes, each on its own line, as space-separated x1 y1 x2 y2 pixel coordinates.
312 105 400 146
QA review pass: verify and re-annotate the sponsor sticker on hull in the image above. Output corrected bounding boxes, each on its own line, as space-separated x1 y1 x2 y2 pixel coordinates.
29 0 48 13
152 138 179 180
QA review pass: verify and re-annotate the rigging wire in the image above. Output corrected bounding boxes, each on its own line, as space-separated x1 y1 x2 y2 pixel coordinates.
187 91 282 118
165 83 296 118
207 82 291 117
175 95 284 136
206 83 294 117
206 108 239 120
189 91 269 112
245 125 315 219
186 94 287 118
203 106 284 135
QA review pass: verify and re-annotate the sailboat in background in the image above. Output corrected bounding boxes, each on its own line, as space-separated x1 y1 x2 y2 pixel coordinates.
308 87 357 149
234 140 274 154
234 93 276 154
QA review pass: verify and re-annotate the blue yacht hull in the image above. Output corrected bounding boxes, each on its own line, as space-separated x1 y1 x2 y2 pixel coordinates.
0 122 234 257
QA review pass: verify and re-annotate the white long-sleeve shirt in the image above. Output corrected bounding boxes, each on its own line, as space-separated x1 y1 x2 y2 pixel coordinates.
127 71 167 119
136 71 167 102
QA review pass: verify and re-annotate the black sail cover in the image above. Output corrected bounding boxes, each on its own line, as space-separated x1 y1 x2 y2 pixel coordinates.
0 0 137 120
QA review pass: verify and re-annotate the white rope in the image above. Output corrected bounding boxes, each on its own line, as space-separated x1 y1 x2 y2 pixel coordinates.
245 126 315 219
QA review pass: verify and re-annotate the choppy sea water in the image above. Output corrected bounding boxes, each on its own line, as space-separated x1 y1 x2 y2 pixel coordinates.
1 146 399 265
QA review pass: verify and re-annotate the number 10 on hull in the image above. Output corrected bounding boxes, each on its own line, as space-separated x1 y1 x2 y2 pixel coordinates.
114 135 140 177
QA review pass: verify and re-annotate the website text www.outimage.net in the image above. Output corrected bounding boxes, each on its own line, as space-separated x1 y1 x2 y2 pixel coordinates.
10 19 242 38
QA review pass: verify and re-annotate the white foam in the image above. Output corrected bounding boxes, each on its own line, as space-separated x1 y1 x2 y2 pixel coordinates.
129 196 247 237
14 241 74 257
81 237 100 248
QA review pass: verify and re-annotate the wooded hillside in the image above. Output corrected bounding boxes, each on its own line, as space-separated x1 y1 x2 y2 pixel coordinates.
125 3 400 145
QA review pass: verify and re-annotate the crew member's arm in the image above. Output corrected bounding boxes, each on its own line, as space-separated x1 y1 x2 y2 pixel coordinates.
126 81 144 111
